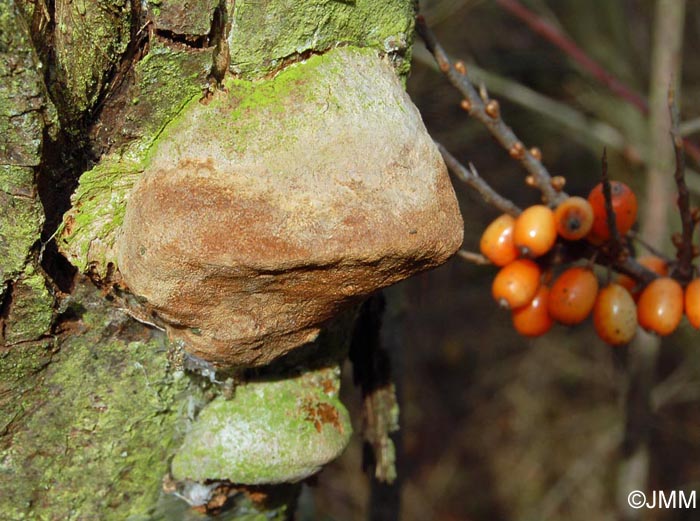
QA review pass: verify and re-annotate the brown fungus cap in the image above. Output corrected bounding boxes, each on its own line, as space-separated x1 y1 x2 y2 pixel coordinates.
116 47 463 368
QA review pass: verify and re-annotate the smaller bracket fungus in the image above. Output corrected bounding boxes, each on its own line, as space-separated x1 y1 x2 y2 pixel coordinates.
170 366 352 485
116 46 463 367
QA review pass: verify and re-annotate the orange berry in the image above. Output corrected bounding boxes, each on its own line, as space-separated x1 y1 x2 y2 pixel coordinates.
480 214 519 266
513 205 557 257
587 181 638 243
492 259 541 309
641 255 670 276
547 267 599 325
512 286 553 337
617 256 669 298
554 196 594 241
593 283 637 345
637 277 684 336
685 278 700 329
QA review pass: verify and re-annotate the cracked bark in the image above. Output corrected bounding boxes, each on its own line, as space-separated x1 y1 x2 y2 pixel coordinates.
1 0 417 518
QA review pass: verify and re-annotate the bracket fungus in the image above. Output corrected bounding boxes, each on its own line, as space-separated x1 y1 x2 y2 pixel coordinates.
171 365 352 485
116 46 463 368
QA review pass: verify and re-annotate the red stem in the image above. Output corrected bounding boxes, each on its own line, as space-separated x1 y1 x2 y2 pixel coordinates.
495 0 700 166
495 0 648 113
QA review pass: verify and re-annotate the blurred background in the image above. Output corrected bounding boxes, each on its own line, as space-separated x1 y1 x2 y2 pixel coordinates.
309 1 700 520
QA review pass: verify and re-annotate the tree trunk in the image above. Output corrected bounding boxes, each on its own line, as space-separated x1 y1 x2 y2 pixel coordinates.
1 0 424 519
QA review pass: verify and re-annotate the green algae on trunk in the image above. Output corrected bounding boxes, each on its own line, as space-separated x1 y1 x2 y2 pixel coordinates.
0 1 56 337
228 0 416 79
57 43 214 275
2 265 53 345
0 285 207 520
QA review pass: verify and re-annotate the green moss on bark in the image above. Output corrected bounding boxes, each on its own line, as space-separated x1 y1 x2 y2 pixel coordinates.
58 158 142 273
0 191 43 284
0 286 206 520
58 43 213 275
228 0 416 78
114 43 214 159
0 339 55 438
0 165 34 196
0 2 49 166
52 0 131 128
0 2 52 285
2 265 53 345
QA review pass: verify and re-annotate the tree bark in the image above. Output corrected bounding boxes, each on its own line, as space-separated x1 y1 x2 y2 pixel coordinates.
0 1 417 518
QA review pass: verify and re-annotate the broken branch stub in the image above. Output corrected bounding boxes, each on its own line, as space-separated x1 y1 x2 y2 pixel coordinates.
116 47 463 368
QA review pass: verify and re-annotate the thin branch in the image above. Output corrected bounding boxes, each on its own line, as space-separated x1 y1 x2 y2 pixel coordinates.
416 15 563 205
669 86 694 283
619 3 686 519
414 45 700 189
415 44 639 162
628 230 674 264
494 0 700 166
607 256 659 286
600 149 624 257
495 0 648 113
436 143 522 217
466 60 636 158
439 143 658 282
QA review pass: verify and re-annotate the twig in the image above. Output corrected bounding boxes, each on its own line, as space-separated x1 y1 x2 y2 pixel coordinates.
618 2 686 519
608 256 659 286
628 230 673 264
600 149 623 257
669 86 694 283
436 143 522 217
457 250 492 265
414 45 700 191
415 44 637 161
440 145 658 282
465 59 636 159
494 0 700 166
416 15 563 205
495 0 648 113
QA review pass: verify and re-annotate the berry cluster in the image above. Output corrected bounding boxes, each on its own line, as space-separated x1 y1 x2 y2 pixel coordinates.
481 181 700 345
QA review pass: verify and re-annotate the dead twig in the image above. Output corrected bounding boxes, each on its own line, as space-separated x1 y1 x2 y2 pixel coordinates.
669 86 694 282
600 149 624 258
437 143 522 217
416 15 562 205
608 256 659 286
628 230 674 264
